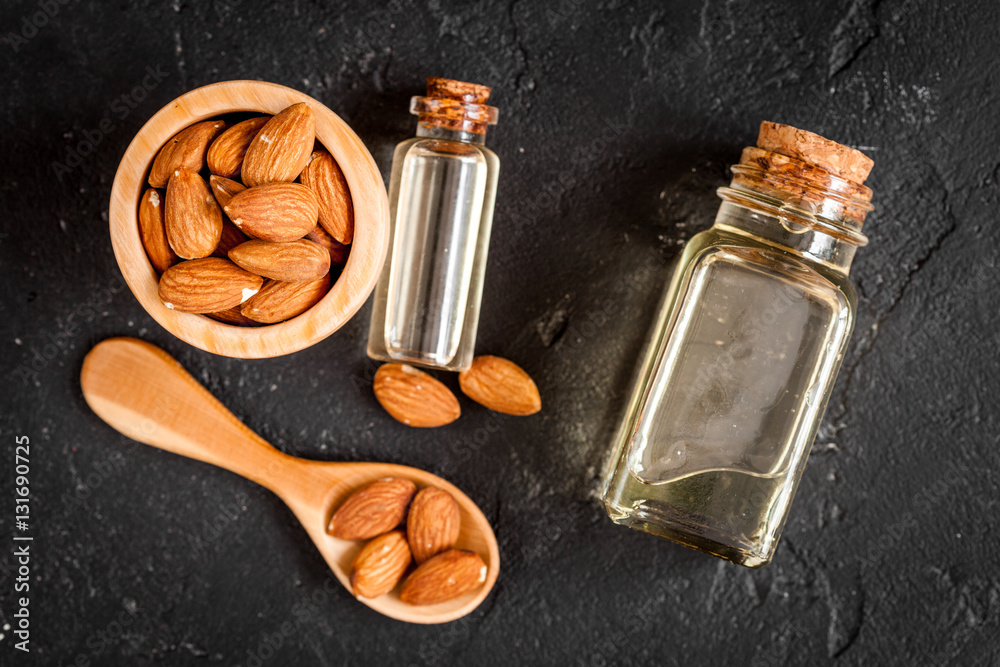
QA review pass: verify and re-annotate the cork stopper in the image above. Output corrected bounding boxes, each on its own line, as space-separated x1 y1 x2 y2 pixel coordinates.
727 122 876 238
411 77 498 136
757 121 874 185
425 77 492 104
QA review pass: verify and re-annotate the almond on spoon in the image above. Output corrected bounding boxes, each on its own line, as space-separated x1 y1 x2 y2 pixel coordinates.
350 530 412 599
399 550 488 606
327 478 417 540
407 487 461 564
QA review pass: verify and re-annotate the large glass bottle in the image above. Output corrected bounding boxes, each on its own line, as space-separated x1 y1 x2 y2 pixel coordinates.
601 122 876 567
367 77 500 372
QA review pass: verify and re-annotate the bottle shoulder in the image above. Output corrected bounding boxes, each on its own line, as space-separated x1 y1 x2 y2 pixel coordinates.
395 137 498 167
682 227 856 310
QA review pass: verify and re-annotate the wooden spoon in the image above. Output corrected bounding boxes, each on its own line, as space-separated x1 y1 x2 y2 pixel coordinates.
79 337 499 624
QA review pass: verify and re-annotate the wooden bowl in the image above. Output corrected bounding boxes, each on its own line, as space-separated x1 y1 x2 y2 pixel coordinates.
109 80 389 358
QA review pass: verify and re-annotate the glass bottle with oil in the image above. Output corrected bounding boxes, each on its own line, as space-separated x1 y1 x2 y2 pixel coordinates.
367 77 500 372
602 122 876 567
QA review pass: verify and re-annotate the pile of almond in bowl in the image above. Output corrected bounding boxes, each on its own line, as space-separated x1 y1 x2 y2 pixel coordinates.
138 103 352 325
328 479 486 605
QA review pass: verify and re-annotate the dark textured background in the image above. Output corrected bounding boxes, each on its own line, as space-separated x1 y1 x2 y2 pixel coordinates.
1 0 999 664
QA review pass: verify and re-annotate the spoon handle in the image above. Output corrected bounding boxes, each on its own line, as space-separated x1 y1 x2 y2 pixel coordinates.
81 337 295 492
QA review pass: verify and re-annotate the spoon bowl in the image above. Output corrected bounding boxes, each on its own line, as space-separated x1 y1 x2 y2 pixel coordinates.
80 337 499 624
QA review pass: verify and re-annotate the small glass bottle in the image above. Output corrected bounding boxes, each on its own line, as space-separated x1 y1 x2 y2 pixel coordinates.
601 122 876 567
367 77 500 372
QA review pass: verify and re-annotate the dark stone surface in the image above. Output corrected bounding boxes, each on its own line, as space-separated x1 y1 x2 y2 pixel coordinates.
1 0 999 664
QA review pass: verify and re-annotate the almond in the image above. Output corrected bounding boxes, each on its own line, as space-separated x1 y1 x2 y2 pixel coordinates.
207 306 263 326
148 120 226 188
350 530 412 599
165 168 224 259
300 149 354 244
306 224 350 265
228 239 330 282
399 550 487 606
327 478 417 540
206 116 270 178
212 220 248 258
224 183 318 242
137 188 177 274
458 356 541 416
407 487 461 564
373 364 461 428
209 174 247 209
241 103 315 187
158 257 263 314
239 274 330 323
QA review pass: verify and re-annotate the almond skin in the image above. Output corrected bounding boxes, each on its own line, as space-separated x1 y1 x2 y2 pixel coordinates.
209 174 247 210
301 149 354 244
407 487 461 564
350 530 412 599
306 224 350 265
148 120 226 188
207 306 263 326
137 188 177 274
373 364 461 428
165 168 224 259
239 275 330 323
212 220 249 259
157 257 263 314
224 183 319 242
458 356 542 416
228 239 330 282
328 478 418 540
399 550 487 606
206 116 270 178
241 103 315 187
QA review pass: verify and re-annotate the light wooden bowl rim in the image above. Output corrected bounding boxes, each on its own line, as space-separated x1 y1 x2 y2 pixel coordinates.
109 80 389 358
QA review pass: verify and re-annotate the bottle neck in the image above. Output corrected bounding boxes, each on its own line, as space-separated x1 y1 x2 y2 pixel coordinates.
415 123 487 145
713 149 874 275
410 92 497 147
712 196 857 273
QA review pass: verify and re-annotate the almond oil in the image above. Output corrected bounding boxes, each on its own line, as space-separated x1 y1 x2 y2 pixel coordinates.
602 122 876 567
